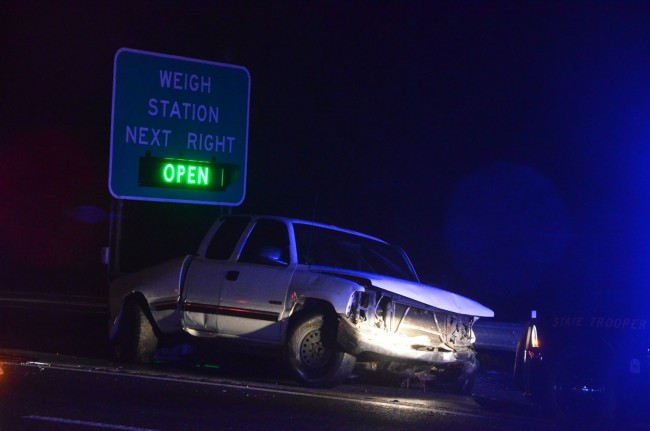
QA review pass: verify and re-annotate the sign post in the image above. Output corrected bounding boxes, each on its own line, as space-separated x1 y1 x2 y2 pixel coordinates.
109 48 250 206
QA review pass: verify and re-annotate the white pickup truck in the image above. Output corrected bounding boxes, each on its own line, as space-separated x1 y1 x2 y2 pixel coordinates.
109 215 493 387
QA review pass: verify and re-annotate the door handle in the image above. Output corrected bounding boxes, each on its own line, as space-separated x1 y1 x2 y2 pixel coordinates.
226 270 239 281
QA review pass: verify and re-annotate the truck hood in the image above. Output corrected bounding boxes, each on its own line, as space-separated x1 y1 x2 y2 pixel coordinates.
320 269 494 318
369 275 494 318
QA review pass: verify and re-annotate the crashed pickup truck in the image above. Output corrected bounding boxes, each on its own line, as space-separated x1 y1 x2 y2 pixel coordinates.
109 215 493 387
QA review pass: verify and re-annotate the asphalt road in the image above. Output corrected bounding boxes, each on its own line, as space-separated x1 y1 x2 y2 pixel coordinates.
0 298 644 431
0 350 552 431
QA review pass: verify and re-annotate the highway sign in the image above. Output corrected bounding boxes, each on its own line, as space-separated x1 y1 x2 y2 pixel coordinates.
109 48 250 205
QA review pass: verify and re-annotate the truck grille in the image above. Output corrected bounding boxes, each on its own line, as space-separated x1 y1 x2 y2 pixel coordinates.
392 303 474 349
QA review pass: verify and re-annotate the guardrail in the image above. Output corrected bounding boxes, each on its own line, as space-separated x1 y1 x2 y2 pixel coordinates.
0 291 107 314
473 320 527 352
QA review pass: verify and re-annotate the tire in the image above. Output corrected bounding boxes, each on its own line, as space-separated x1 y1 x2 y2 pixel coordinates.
286 313 356 388
111 301 158 364
545 350 616 425
454 367 478 395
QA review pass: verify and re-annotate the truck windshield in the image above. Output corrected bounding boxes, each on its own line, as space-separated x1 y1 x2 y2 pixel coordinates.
293 223 418 282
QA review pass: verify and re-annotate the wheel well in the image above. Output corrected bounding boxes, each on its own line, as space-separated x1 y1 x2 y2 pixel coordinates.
288 298 338 332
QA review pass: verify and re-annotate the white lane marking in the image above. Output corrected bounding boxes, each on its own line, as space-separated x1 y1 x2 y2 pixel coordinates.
23 415 160 431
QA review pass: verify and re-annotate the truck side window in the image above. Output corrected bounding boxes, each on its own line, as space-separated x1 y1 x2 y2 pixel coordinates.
238 219 290 267
205 216 251 260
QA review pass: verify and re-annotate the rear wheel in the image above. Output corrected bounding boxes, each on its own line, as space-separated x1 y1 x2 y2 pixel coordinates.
286 313 356 387
111 301 158 364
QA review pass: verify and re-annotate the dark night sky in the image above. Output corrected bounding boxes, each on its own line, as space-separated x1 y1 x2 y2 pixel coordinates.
3 1 650 317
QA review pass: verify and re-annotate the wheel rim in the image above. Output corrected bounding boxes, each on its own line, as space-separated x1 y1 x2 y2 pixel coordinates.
299 328 332 372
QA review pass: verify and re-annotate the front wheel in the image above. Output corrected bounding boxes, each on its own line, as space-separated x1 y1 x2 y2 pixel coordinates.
286 313 356 387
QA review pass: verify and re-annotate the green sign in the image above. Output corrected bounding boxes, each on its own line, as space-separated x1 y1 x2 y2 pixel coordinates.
109 48 250 205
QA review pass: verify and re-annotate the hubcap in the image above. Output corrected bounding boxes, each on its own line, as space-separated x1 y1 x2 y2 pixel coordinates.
300 329 330 370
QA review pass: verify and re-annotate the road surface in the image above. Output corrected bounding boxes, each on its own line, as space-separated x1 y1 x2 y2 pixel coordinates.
0 294 644 430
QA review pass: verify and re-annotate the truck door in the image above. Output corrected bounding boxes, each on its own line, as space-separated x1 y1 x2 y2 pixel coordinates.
181 216 251 334
215 218 294 343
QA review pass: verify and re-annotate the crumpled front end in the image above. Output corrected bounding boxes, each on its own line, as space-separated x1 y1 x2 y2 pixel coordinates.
337 289 478 364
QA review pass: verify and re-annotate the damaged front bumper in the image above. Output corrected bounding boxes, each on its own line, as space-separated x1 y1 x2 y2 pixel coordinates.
337 316 476 364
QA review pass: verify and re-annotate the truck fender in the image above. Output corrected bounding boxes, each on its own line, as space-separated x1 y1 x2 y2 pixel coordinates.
288 272 366 316
280 272 367 344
